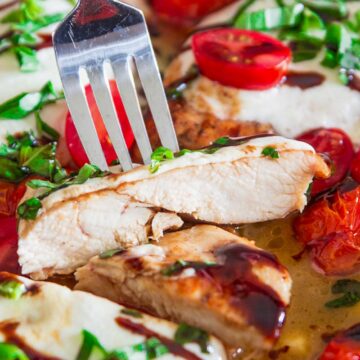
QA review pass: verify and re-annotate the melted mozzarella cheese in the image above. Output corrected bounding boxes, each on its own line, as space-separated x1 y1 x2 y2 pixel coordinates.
166 0 360 143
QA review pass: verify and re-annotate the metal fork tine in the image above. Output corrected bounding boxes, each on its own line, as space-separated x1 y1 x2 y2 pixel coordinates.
112 58 153 165
135 47 179 153
61 72 109 171
87 65 133 172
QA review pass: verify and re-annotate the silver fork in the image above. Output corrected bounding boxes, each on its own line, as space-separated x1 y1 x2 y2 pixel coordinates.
53 0 179 171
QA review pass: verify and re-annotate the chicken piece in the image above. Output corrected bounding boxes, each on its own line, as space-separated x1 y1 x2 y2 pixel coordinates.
0 272 226 359
132 100 274 163
76 225 292 351
18 135 329 279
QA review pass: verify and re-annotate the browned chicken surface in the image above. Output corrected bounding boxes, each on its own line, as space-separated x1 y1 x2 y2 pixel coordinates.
76 225 292 352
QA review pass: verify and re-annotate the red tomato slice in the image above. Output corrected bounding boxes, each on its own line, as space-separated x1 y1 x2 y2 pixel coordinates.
0 217 20 274
297 128 354 196
351 150 360 184
66 80 134 168
152 0 236 24
320 324 360 360
294 185 360 275
192 29 291 90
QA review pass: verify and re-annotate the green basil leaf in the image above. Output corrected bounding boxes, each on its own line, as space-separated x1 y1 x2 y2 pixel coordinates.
174 324 210 354
99 248 125 259
120 308 143 319
27 179 58 190
142 338 168 360
261 146 280 159
0 281 26 300
149 147 175 174
13 45 39 72
234 4 304 31
11 32 38 46
0 158 25 182
0 343 29 360
17 197 42 220
300 0 348 21
35 111 60 141
76 330 107 360
0 82 61 120
161 260 217 277
325 279 360 308
12 13 64 33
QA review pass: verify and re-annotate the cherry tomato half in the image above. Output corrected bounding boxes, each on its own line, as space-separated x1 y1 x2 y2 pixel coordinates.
152 0 236 24
294 185 360 275
0 217 20 274
297 128 354 196
192 29 291 90
351 150 360 184
320 324 360 360
66 80 134 168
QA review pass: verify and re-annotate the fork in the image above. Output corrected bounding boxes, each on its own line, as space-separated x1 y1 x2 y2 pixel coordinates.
53 0 179 171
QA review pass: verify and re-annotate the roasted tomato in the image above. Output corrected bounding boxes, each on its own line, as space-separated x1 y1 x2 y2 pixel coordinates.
66 80 134 168
152 0 236 24
297 128 354 196
192 29 291 90
351 150 360 184
294 184 360 275
320 323 360 360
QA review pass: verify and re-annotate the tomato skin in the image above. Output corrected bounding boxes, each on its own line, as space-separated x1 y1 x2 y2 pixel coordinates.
296 128 354 196
66 81 134 168
351 151 360 183
320 324 360 360
192 29 291 90
0 217 20 274
294 186 360 275
152 0 236 24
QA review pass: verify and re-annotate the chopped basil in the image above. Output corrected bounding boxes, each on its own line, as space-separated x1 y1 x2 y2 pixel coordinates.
213 137 230 146
174 323 210 354
76 330 107 360
0 281 26 300
0 343 29 360
0 82 63 120
35 111 60 141
1 0 65 72
161 260 217 277
76 330 168 360
17 197 42 220
150 147 175 174
99 248 125 259
120 308 143 319
234 4 304 31
18 164 107 220
325 279 360 308
13 45 39 72
262 146 280 159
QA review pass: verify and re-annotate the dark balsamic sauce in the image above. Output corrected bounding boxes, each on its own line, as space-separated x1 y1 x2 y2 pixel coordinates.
0 0 19 11
284 71 325 89
342 323 360 343
0 323 60 360
198 244 287 339
349 75 360 93
116 317 203 360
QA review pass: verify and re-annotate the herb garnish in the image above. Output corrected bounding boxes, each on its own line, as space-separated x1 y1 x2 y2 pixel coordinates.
99 248 125 259
18 164 107 220
76 330 168 360
232 0 360 83
0 81 64 120
0 131 66 183
161 260 217 277
0 280 26 300
325 279 360 308
174 323 210 354
35 111 60 141
262 146 280 159
0 343 29 360
120 308 143 319
0 0 64 72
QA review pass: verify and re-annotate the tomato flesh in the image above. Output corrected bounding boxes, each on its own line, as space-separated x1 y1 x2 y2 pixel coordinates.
297 128 354 196
351 151 360 184
294 185 360 275
66 81 134 168
320 324 360 360
192 29 291 90
152 0 236 24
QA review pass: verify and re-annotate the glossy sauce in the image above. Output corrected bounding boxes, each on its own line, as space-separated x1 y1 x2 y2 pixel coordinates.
0 0 19 11
200 244 287 339
284 71 325 89
0 323 60 360
116 317 203 360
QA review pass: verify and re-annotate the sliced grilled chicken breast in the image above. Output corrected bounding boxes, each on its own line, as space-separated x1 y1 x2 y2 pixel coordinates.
76 225 292 351
0 272 225 360
18 136 329 279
